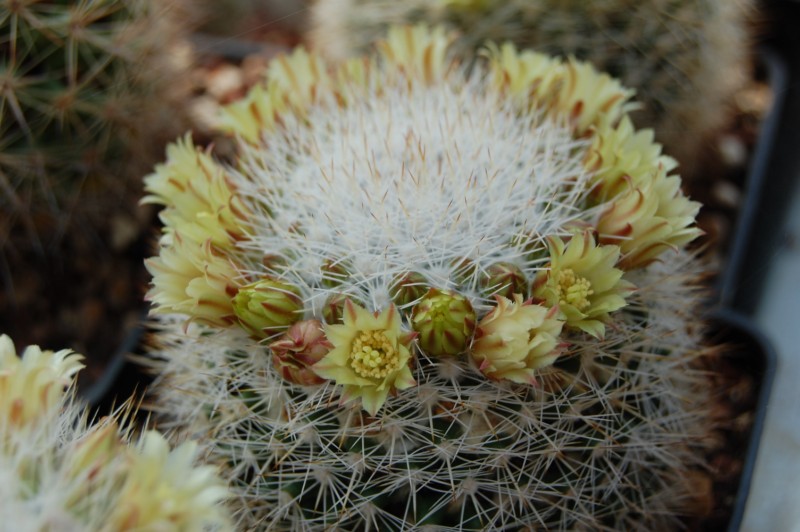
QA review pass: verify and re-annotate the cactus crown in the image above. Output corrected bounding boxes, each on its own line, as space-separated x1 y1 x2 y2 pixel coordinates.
146 25 708 529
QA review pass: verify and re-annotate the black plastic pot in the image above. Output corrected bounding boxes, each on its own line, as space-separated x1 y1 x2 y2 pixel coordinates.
80 308 151 412
704 310 777 532
711 2 800 528
719 1 800 313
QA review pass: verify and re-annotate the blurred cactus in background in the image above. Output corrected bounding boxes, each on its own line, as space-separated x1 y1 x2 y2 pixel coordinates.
196 0 309 35
0 334 230 530
0 0 190 243
309 0 753 176
145 25 713 529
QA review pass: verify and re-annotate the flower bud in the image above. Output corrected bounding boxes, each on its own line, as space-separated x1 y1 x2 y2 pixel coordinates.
471 294 563 384
270 320 333 385
449 257 477 288
232 279 303 338
412 288 476 357
322 293 348 324
320 258 349 287
479 262 527 299
390 272 428 308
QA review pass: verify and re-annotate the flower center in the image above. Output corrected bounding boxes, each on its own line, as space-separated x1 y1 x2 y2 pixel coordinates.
349 331 399 379
556 268 593 311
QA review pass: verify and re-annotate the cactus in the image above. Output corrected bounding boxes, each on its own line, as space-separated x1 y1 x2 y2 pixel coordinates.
309 0 753 176
0 0 188 235
145 26 712 529
0 334 230 530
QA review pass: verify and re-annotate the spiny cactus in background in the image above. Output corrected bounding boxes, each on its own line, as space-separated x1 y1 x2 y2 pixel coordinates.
0 334 231 530
145 25 711 529
309 0 753 176
196 0 309 35
0 0 188 237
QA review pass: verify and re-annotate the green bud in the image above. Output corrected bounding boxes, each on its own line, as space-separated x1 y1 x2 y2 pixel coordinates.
390 272 428 308
479 262 528 299
449 257 477 288
322 293 348 324
320 258 349 287
232 278 303 338
412 288 476 357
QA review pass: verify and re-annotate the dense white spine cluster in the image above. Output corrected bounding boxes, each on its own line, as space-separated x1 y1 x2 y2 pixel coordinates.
144 25 709 530
233 77 594 314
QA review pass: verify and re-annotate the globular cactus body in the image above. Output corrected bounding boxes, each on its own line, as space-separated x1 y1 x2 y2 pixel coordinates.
310 0 753 175
0 334 230 530
146 26 710 530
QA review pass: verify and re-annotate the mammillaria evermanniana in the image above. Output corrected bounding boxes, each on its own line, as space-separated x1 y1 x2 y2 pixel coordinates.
145 25 711 529
0 334 230 530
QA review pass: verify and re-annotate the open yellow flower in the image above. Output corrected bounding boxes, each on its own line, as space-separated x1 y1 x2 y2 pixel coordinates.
471 295 564 384
145 233 241 327
532 232 633 338
142 135 247 249
313 300 416 416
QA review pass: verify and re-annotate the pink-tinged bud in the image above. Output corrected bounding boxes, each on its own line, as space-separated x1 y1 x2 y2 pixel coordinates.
322 293 348 324
479 262 528 299
270 320 333 385
390 272 429 308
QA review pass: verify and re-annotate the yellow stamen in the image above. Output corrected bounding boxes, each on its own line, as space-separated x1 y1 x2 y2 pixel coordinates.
349 331 399 379
556 268 593 311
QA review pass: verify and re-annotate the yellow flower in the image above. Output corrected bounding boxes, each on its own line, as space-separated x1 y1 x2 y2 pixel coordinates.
378 24 454 86
108 431 231 531
65 421 124 487
488 44 635 136
219 82 287 143
584 116 675 202
232 278 304 338
471 295 564 384
0 334 83 429
145 233 241 327
313 300 416 416
220 47 333 142
555 58 636 135
487 42 563 110
597 169 702 269
532 232 633 338
267 46 333 113
142 135 247 249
